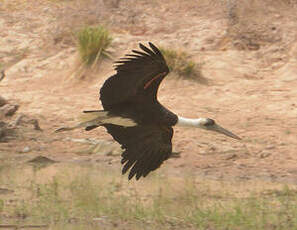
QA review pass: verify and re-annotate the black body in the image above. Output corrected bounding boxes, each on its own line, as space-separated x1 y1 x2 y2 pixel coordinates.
97 42 178 180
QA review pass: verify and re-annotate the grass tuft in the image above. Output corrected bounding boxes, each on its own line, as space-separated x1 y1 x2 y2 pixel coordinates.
160 47 202 80
77 26 112 66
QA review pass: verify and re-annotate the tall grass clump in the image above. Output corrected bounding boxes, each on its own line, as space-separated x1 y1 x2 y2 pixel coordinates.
77 26 112 66
159 47 201 80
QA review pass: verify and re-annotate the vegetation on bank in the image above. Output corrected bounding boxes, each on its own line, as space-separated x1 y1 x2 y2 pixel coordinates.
1 165 297 230
159 47 202 80
77 26 112 66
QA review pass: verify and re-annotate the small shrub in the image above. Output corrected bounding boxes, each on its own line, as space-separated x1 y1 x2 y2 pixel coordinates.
159 47 201 79
77 25 112 66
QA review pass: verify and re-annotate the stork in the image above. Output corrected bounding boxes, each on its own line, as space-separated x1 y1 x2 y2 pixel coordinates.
57 42 241 180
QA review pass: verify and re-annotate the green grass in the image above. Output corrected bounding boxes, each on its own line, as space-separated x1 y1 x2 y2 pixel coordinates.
1 164 297 229
77 25 112 66
160 47 202 80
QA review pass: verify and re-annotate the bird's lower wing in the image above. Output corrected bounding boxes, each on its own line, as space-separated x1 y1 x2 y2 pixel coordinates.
103 124 173 180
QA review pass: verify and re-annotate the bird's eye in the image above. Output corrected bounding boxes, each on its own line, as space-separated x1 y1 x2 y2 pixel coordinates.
205 118 215 126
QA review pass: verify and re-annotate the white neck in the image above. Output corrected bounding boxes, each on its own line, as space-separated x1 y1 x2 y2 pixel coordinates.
176 116 206 128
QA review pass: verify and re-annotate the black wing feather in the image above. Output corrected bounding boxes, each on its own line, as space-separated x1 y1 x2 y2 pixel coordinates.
103 124 173 180
100 42 169 110
132 50 152 58
139 43 156 56
149 42 163 56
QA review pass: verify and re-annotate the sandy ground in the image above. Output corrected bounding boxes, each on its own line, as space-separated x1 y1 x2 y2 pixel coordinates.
1 0 297 184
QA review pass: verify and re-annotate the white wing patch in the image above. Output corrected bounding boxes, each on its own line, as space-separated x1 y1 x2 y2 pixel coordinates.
79 110 137 127
78 111 109 123
56 111 137 133
102 117 137 127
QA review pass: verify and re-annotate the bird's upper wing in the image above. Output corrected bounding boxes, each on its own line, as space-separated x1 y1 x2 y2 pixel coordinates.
103 124 173 180
100 42 169 110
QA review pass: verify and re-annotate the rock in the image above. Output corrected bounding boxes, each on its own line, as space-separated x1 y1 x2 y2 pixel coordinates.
0 96 7 107
31 119 42 131
22 146 30 153
0 121 14 141
170 151 181 158
90 141 122 156
0 104 19 116
0 70 5 82
66 138 122 156
28 156 57 164
0 122 6 139
0 188 14 195
259 151 271 158
225 153 237 160
9 114 42 131
265 145 275 150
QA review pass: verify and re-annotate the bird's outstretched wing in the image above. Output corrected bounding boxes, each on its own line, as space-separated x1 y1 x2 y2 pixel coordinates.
100 42 169 110
103 124 173 180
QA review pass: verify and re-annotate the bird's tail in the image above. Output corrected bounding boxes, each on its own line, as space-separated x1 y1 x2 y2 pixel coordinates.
55 110 108 133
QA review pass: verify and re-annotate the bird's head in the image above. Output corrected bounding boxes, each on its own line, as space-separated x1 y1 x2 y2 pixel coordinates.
196 118 241 140
176 116 241 140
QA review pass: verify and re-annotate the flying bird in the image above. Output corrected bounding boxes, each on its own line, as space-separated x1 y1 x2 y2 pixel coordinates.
56 42 241 180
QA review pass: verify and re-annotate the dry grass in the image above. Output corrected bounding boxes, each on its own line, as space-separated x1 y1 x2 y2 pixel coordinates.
65 25 113 80
77 25 113 66
159 47 202 80
1 164 297 229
